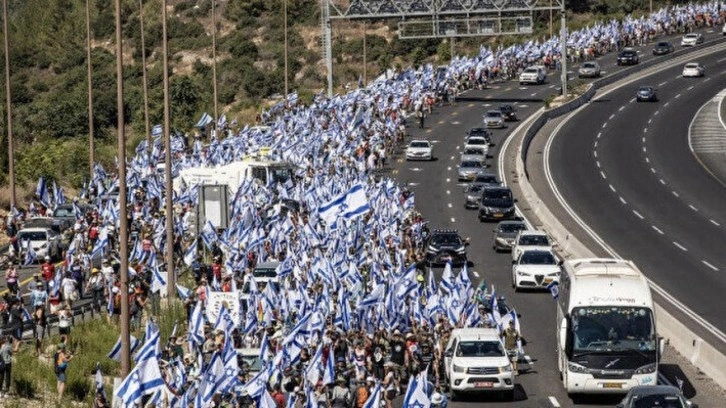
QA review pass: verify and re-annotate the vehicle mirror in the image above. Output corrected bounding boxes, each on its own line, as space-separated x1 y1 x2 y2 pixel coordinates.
558 260 564 267
658 336 666 359
688 403 698 408
444 350 453 358
615 404 624 408
511 260 516 265
513 198 518 203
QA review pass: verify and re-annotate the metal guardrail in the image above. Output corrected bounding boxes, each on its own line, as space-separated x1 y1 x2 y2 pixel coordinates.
521 33 726 175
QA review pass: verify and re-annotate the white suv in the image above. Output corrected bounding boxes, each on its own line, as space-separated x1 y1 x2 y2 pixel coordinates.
512 249 561 291
511 230 552 262
444 328 515 400
519 65 546 85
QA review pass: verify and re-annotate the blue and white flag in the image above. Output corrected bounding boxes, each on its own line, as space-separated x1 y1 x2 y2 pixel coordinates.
401 370 431 407
188 301 205 347
36 177 51 208
183 239 198 267
114 352 166 406
195 112 213 128
151 124 163 137
362 382 382 408
95 362 106 399
176 284 192 300
322 346 335 386
23 239 37 266
546 281 559 300
201 221 218 250
357 284 385 309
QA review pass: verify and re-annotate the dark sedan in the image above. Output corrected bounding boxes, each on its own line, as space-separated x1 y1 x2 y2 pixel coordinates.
498 104 517 121
617 48 639 65
652 41 674 55
616 385 697 408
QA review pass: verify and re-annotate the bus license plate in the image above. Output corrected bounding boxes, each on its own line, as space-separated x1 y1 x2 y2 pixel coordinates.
475 382 493 388
602 383 623 389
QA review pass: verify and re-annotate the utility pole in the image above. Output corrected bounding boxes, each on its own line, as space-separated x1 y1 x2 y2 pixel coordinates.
86 0 95 181
560 8 568 99
211 0 218 138
162 0 175 299
322 0 332 96
114 0 131 376
549 0 553 37
2 0 15 209
362 22 366 86
284 0 289 98
139 0 150 150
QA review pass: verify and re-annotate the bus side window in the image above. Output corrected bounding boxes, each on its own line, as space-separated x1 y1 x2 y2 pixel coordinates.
252 166 267 184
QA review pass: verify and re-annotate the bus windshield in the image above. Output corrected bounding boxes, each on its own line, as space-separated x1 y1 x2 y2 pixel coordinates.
571 306 655 354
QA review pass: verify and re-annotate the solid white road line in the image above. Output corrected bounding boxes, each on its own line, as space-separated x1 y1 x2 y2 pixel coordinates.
645 157 650 163
702 261 719 271
710 219 720 226
594 150 598 158
609 184 616 192
652 225 664 234
619 196 627 204
633 210 644 219
597 132 602 138
609 113 615 120
673 241 688 251
660 179 666 185
658 81 667 87
596 161 601 168
445 178 451 183
619 106 625 111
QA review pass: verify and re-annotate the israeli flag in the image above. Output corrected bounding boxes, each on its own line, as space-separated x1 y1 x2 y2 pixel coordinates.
108 334 141 361
114 352 166 406
195 112 213 128
201 221 218 250
183 239 198 267
362 382 382 408
24 239 37 266
322 346 335 386
341 183 370 220
188 301 205 347
401 370 431 407
217 113 227 128
151 124 163 137
546 281 559 300
176 284 192 300
36 177 51 208
357 284 385 309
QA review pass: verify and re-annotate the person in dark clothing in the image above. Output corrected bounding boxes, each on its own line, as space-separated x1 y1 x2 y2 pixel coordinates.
388 330 406 366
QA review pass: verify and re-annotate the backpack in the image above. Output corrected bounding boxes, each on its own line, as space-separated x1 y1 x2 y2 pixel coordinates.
53 351 61 374
113 294 121 309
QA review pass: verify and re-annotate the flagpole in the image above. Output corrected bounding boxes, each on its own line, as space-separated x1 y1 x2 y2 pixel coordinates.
115 0 132 376
86 0 95 181
162 0 175 299
139 0 151 151
3 0 15 209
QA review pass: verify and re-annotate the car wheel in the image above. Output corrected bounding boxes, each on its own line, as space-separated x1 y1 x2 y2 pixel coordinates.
450 390 459 401
503 389 516 401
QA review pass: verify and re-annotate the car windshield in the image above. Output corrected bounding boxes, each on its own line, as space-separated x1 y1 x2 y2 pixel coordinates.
463 148 484 155
410 141 430 148
456 341 505 357
524 68 537 73
582 63 596 68
520 251 556 265
657 42 669 47
685 63 698 68
17 231 48 241
519 235 549 246
639 87 652 92
270 168 293 184
476 175 498 184
467 138 487 145
485 111 502 118
53 207 74 218
685 34 698 38
469 128 488 136
461 161 483 168
484 189 512 200
242 280 280 294
631 394 685 408
431 234 461 246
467 184 485 193
499 223 526 233
572 307 656 352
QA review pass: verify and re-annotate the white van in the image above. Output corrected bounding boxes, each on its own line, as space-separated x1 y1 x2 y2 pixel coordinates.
519 65 546 85
444 328 515 400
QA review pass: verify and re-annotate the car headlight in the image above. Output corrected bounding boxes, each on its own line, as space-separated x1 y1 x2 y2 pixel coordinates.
634 363 656 374
495 237 507 243
453 364 465 373
499 364 513 373
517 270 530 276
568 362 589 373
427 245 437 253
455 246 466 254
41 243 48 249
547 272 561 277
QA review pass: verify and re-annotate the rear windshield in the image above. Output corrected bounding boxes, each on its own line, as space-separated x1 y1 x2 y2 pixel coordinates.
17 231 48 241
519 235 550 246
410 141 430 148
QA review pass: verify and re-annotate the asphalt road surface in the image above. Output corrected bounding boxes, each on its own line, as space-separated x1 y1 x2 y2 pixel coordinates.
387 27 726 407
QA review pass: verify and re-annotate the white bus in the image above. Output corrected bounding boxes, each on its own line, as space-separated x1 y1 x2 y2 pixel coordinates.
556 258 663 396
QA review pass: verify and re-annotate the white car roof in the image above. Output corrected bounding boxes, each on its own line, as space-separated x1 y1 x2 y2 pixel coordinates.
518 230 548 237
409 140 431 145
451 328 501 341
18 227 51 233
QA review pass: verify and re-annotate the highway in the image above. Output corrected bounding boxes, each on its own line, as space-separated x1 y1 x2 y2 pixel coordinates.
543 44 726 344
388 28 726 407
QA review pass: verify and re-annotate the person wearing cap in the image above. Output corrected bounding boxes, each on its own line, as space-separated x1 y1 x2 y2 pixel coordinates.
54 342 73 397
40 255 55 292
502 319 521 375
330 376 351 408
85 268 105 313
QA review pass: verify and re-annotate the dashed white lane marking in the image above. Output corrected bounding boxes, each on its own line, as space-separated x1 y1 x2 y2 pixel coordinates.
609 113 615 120
447 166 452 171
711 219 721 226
450 156 455 160
643 127 648 133
602 122 608 128
687 85 695 90
652 225 664 234
704 77 711 82
518 104 529 108
594 140 598 148
594 150 598 158
609 184 616 192
642 137 646 143
673 241 688 251
530 92 538 97
645 157 650 163
672 191 679 197
472 271 480 278
446 178 451 183
629 97 636 103
450 217 456 223
549 85 556 89
650 167 656 173
648 118 652 124
633 210 644 219
675 93 681 99
689 204 698 211
601 171 607 179
654 110 660 115
643 146 647 152
658 81 667 87
446 190 451 195
438 120 445 124
664 102 670 107
659 179 666 185
618 106 625 111
597 132 602 138
447 203 453 208
596 161 601 168
548 396 561 408
619 196 627 204
702 261 719 271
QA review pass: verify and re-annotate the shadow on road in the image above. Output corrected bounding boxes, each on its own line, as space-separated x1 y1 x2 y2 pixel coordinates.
660 363 696 399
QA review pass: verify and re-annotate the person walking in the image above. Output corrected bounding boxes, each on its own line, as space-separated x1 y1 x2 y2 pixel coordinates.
54 342 73 398
502 320 521 375
85 268 105 313
0 335 13 398
32 305 47 357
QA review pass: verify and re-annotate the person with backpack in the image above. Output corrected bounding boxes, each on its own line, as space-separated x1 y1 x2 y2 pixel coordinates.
54 342 73 397
85 268 105 313
69 261 85 300
0 335 12 398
